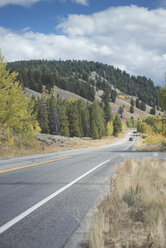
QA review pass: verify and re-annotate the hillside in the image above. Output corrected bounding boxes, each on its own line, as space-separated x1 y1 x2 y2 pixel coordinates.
25 83 159 122
25 85 90 103
8 60 161 109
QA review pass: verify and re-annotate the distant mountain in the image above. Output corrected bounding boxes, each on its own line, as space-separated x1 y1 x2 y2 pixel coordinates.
8 60 160 107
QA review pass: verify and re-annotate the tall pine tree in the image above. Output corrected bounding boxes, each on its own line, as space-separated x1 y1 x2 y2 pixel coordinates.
89 101 106 139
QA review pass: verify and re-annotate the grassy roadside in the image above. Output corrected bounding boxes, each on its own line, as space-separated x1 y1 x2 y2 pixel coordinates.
136 134 166 152
87 159 166 248
0 129 130 159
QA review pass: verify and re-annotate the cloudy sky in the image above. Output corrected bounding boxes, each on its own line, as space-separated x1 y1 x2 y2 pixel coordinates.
0 0 166 85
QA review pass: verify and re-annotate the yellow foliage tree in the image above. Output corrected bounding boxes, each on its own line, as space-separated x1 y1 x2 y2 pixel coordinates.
106 121 114 136
34 121 41 133
0 52 37 147
68 97 76 103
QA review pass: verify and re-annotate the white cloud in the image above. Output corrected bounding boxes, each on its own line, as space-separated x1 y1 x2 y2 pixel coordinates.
0 0 41 7
1 5 166 84
0 0 88 7
0 27 95 61
71 0 88 6
0 0 42 7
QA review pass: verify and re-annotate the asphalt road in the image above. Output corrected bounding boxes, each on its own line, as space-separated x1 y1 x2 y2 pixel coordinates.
0 131 166 248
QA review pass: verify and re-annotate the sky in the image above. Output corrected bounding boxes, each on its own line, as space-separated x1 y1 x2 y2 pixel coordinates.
0 0 166 85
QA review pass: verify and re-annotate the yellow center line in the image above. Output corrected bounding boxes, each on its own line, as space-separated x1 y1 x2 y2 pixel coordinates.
0 156 72 174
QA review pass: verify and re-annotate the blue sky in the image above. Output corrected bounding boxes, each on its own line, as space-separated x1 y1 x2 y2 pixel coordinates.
0 0 163 33
0 0 166 84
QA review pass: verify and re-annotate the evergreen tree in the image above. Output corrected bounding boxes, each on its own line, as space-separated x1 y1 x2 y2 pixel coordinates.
130 105 134 113
136 99 140 109
104 102 113 123
118 106 124 115
113 115 122 136
89 101 106 139
48 97 60 135
140 101 146 111
110 90 117 103
130 98 135 106
35 97 49 133
77 100 90 137
57 97 69 137
150 106 156 115
68 102 82 137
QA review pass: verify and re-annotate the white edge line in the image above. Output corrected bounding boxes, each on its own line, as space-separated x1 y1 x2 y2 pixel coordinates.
123 142 134 151
0 159 110 234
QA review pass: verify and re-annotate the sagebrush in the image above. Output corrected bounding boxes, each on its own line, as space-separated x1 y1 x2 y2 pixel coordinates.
88 159 166 248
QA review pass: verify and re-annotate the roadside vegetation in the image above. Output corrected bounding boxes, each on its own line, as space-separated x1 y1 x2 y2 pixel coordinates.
137 115 166 151
87 159 166 248
136 83 166 151
0 52 125 157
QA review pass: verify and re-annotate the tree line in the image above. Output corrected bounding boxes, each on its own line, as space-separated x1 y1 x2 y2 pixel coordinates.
33 95 123 139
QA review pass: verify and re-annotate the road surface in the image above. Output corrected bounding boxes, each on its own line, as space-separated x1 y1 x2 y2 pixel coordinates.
0 132 166 248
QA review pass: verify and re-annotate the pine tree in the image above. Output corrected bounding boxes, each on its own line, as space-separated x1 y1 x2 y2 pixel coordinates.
113 115 122 136
118 106 124 115
48 96 60 135
35 97 49 133
77 100 89 137
111 90 117 103
150 106 156 115
56 97 69 137
130 105 134 113
68 102 82 137
136 99 140 109
104 102 113 123
130 98 135 106
0 52 36 146
89 101 106 139
140 101 146 111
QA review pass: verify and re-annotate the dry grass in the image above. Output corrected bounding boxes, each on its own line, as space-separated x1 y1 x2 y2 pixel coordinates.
0 144 40 159
87 159 166 248
0 130 129 159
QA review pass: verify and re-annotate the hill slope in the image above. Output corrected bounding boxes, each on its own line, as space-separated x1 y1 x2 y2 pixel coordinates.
8 60 160 108
25 84 159 121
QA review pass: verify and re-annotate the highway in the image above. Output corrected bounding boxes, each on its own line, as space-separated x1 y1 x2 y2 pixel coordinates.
0 132 166 248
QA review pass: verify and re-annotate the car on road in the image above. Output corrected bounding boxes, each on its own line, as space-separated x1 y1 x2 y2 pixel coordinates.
129 137 133 141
